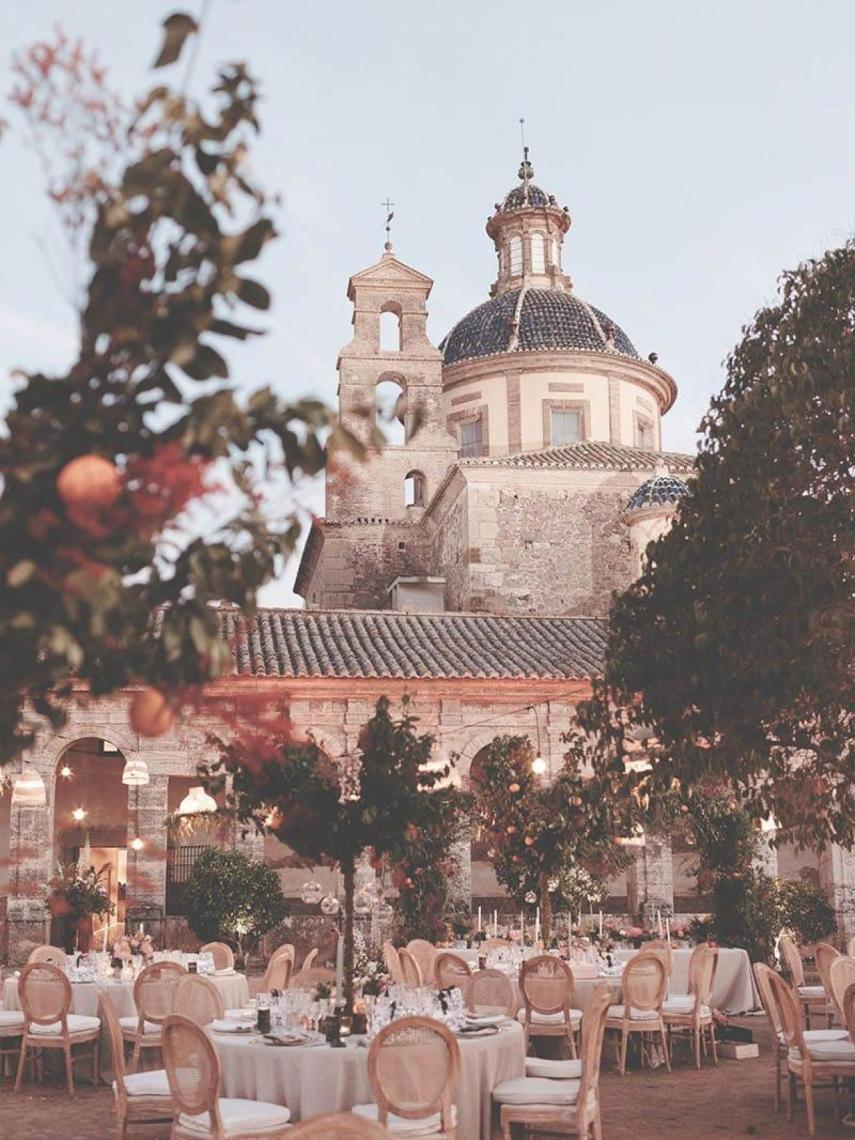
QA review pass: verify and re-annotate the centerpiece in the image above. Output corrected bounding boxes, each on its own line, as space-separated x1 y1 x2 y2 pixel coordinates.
47 861 113 952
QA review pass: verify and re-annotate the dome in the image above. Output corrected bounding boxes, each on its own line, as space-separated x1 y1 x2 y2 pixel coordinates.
625 473 689 514
498 182 552 211
441 288 639 366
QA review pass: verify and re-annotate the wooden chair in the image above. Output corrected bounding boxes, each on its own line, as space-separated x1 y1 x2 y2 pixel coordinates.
434 952 472 989
353 1016 460 1138
0 1006 26 1083
27 945 67 967
291 966 336 990
844 983 855 1039
162 1014 291 1139
766 965 855 1136
640 941 674 985
175 974 225 1027
100 991 171 1138
662 943 717 1068
258 952 294 994
780 934 827 1028
14 962 100 1096
829 957 855 1027
604 952 671 1076
814 942 841 1023
754 962 848 1112
493 981 612 1140
382 942 402 984
466 969 516 1018
287 1114 393 1138
300 948 319 973
397 948 423 987
199 942 235 971
518 955 582 1059
406 940 436 987
849 936 855 959
122 960 186 1072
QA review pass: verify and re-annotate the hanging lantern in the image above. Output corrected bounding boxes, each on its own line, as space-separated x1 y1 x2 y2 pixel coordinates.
531 755 547 776
524 890 537 904
353 889 373 916
121 757 150 787
130 836 144 851
300 880 323 906
11 766 47 808
320 895 340 916
177 786 217 815
375 899 394 923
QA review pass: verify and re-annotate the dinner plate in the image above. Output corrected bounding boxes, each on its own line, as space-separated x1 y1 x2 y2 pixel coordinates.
211 1019 255 1034
465 1013 504 1026
456 1025 500 1038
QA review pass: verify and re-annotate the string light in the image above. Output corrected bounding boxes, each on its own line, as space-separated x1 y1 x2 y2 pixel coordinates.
72 807 87 822
130 836 144 851
60 764 73 779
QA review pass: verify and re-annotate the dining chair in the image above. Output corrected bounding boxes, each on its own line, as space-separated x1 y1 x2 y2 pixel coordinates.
27 945 67 967
466 969 516 1018
382 942 402 985
397 948 423 987
0 1004 26 1084
434 952 472 989
493 981 612 1139
848 936 855 959
287 1113 393 1138
122 960 186 1072
604 952 671 1076
175 974 225 1027
353 1015 460 1138
828 957 855 1028
14 962 100 1096
662 943 717 1068
754 962 848 1113
199 942 235 971
766 965 855 1136
259 952 294 994
844 983 855 1039
518 955 583 1059
814 942 841 1022
100 990 172 1138
779 934 827 1028
162 1014 292 1139
406 940 437 987
300 948 319 973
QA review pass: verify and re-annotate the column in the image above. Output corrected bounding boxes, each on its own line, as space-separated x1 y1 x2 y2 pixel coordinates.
819 843 855 944
627 835 674 928
7 794 52 964
449 830 473 914
125 773 169 944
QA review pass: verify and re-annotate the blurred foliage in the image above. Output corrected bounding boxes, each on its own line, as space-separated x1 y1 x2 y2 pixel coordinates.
575 245 854 847
776 879 837 946
1 18 371 759
182 846 287 956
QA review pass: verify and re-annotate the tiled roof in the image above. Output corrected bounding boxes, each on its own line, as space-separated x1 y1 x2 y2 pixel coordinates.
500 182 550 209
218 608 608 681
441 288 638 366
459 441 696 473
626 473 689 513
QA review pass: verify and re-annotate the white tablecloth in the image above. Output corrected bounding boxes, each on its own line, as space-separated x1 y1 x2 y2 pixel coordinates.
214 1021 525 1140
209 971 251 1009
2 970 249 1017
614 947 759 1013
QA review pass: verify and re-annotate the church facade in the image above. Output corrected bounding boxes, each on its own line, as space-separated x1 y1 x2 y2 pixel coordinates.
2 159 851 962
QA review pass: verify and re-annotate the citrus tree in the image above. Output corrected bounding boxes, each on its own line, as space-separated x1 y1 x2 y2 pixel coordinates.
183 847 287 962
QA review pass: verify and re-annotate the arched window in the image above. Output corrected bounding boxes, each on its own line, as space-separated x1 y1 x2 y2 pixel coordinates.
404 470 425 507
375 378 405 445
531 233 545 274
379 307 401 351
550 239 560 268
509 236 523 276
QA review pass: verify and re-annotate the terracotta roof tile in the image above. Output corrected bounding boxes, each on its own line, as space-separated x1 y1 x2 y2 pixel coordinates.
459 441 695 473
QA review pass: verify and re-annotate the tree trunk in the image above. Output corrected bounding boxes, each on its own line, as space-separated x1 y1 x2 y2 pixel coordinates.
539 874 553 947
343 857 355 1015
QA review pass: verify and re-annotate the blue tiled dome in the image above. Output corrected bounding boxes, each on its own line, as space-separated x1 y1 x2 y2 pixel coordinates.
441 288 638 366
625 473 689 514
500 182 551 210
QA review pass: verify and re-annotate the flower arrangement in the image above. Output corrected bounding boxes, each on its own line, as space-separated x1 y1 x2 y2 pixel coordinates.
112 932 155 962
48 862 112 920
352 931 389 997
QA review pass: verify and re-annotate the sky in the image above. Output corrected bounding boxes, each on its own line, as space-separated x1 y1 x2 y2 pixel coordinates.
1 0 853 605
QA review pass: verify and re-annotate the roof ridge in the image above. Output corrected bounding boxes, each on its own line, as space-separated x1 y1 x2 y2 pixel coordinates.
227 606 607 623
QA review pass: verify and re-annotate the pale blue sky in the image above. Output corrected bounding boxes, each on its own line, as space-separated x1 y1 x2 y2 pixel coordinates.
2 0 853 604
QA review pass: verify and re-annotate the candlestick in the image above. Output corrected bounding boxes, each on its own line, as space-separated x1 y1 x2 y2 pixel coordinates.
535 905 541 945
598 910 603 938
335 932 344 1003
665 916 671 944
477 906 482 933
493 909 498 938
520 911 524 938
656 910 663 938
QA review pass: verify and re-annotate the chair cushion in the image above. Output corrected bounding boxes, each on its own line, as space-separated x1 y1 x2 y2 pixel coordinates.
517 1008 582 1027
30 1014 100 1036
606 1004 658 1021
779 1029 849 1045
493 1076 581 1106
789 1040 855 1064
352 1103 458 1136
525 1058 582 1080
113 1069 171 1098
797 986 826 999
0 1010 25 1034
178 1098 291 1137
662 994 694 1013
662 999 711 1018
119 1015 162 1036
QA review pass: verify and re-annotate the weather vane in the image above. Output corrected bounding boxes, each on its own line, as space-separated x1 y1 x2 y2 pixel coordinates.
382 196 395 248
518 117 533 183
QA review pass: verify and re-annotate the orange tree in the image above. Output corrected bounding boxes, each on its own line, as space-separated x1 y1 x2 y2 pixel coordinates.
0 16 367 759
203 698 467 1011
469 735 632 945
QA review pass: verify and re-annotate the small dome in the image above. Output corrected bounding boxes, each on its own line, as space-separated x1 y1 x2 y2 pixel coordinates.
499 182 551 211
625 473 688 514
441 288 638 366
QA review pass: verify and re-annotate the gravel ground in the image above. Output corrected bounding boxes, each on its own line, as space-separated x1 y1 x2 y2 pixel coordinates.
0 1017 852 1139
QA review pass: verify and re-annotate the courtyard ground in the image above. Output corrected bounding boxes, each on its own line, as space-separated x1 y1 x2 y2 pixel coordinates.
0 1017 852 1140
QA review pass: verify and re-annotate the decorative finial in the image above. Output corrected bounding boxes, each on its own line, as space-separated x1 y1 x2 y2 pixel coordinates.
518 117 534 184
381 196 395 251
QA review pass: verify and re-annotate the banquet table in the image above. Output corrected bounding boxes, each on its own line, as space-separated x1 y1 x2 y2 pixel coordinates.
213 1020 526 1140
615 947 759 1014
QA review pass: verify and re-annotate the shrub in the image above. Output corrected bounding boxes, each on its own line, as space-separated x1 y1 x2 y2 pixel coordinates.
183 847 286 959
777 879 837 945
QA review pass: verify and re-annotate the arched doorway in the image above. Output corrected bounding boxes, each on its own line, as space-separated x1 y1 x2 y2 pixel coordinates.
52 738 129 948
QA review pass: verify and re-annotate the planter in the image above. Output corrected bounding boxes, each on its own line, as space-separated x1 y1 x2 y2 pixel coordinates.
76 913 94 953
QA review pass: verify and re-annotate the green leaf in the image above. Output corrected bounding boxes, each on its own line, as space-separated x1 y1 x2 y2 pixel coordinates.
235 278 271 310
153 12 199 69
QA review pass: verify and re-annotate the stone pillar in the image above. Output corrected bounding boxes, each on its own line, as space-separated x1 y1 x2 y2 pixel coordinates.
449 832 472 914
819 843 855 945
8 798 52 964
753 828 779 880
627 835 674 928
126 774 169 944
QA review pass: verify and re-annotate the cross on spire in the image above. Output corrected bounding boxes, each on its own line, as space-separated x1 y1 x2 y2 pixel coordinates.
381 196 395 250
518 117 534 184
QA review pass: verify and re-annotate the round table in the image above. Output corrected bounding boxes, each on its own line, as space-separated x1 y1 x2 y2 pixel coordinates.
614 947 759 1013
2 970 249 1016
213 1020 525 1140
